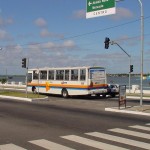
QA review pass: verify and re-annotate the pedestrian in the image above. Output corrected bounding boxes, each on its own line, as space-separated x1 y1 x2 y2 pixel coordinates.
32 86 37 94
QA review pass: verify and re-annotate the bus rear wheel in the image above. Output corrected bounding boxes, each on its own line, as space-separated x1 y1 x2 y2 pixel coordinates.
62 89 69 98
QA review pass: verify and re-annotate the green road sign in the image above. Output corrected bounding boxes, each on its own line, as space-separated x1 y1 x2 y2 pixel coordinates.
86 0 116 19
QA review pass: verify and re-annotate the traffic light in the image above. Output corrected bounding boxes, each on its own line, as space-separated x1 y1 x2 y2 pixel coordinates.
104 37 110 49
130 65 133 72
22 58 26 68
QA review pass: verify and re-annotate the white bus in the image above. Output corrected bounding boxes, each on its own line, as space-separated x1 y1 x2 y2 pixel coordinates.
27 66 108 98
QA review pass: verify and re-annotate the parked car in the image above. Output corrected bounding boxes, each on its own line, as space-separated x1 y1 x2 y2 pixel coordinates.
102 84 119 97
108 84 119 97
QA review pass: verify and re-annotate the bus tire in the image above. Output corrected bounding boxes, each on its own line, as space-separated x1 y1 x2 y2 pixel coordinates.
102 94 106 98
62 89 69 98
111 93 116 97
96 94 100 97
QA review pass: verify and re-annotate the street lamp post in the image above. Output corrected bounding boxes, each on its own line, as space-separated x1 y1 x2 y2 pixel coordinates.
138 0 144 106
112 0 144 105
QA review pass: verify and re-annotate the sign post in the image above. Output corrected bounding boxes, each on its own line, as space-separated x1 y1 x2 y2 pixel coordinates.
86 0 116 19
119 85 126 109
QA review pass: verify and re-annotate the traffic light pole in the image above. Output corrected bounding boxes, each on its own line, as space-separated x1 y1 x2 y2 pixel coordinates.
25 58 29 98
111 41 131 93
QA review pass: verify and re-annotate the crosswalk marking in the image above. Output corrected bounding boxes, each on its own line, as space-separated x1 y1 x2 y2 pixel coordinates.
129 125 150 131
109 128 150 139
86 132 150 150
0 144 27 150
61 135 129 150
29 139 75 150
1 123 150 150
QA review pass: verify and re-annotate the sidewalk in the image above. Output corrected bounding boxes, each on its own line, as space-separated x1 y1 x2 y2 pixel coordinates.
105 95 150 116
127 95 150 100
105 105 150 116
0 94 48 102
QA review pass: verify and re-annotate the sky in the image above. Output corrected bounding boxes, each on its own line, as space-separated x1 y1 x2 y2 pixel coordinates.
0 0 150 75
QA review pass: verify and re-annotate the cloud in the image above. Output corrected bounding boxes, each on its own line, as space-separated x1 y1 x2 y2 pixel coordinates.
72 9 86 19
0 16 14 27
41 42 56 49
0 29 13 41
17 33 35 39
40 28 50 37
114 35 140 46
23 42 77 68
34 18 64 39
25 40 76 55
110 7 134 20
0 40 140 74
0 44 23 69
40 28 64 39
34 18 47 27
84 52 126 60
62 40 75 48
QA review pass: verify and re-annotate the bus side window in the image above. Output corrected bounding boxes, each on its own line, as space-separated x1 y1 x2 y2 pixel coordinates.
80 69 86 81
71 69 78 81
27 73 32 82
48 70 54 80
65 70 69 80
33 71 38 80
56 70 64 80
40 70 47 80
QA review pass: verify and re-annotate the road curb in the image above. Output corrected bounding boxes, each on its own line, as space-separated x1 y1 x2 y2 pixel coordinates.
0 95 49 102
105 107 150 116
127 96 150 100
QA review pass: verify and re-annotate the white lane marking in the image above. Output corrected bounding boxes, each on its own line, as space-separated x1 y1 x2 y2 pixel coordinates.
61 135 129 150
0 144 27 150
109 128 150 139
29 139 75 150
129 125 150 131
86 132 150 150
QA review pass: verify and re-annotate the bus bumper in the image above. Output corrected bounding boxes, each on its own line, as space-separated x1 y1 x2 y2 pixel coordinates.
89 89 107 94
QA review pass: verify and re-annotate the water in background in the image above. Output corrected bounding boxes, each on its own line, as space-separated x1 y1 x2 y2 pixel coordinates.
7 76 26 83
6 75 150 90
107 76 150 90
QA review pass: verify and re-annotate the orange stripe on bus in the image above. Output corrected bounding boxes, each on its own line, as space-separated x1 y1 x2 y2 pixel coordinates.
27 83 108 89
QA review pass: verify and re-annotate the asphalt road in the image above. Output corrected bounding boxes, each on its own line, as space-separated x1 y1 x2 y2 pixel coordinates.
0 96 150 150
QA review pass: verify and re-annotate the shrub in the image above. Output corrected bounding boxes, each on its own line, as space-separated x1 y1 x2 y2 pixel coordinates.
0 78 7 84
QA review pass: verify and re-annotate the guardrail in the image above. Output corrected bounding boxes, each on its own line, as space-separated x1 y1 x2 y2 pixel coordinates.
0 82 26 88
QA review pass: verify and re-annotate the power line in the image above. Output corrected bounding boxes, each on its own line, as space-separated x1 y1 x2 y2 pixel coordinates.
2 15 150 49
3 33 150 51
69 33 150 48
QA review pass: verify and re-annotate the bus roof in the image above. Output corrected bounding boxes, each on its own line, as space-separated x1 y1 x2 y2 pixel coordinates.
28 66 105 71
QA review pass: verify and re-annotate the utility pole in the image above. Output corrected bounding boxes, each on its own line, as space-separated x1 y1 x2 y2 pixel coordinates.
138 0 144 107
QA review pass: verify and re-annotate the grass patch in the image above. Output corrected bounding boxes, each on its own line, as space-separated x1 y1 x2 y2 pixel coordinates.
0 91 46 98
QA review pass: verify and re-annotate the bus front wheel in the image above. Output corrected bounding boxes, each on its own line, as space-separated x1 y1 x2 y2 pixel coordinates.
62 89 68 98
